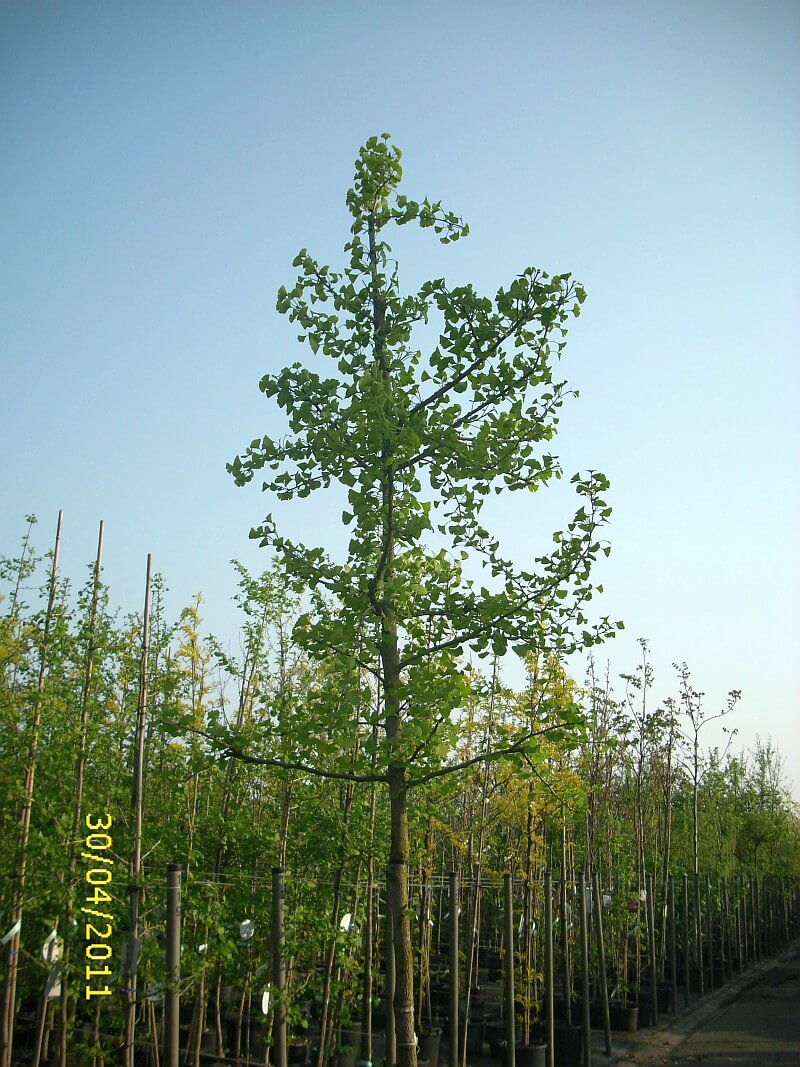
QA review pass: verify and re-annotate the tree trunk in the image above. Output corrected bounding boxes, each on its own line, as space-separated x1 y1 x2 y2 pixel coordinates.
368 189 415 1067
387 772 416 1067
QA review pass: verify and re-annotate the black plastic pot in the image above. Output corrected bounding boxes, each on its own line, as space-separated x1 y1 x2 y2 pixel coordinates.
248 1026 267 1057
608 1003 638 1031
417 1026 442 1065
516 1044 548 1067
589 999 605 1028
553 1022 583 1066
287 1039 311 1065
637 1001 654 1028
486 1019 521 1060
200 1028 217 1052
549 995 565 1019
466 1017 486 1055
431 987 449 1011
469 991 488 1013
340 1026 361 1046
656 981 674 1013
527 1021 546 1044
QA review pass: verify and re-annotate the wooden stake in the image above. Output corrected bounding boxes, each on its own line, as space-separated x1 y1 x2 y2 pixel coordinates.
544 872 554 1067
706 878 714 993
668 878 677 1015
592 873 610 1055
57 520 104 1067
577 879 591 1067
503 874 515 1067
682 875 690 1008
385 871 397 1067
693 873 704 996
646 873 658 1026
272 867 287 1067
448 871 459 1067
559 822 571 1026
1 510 62 1067
123 554 152 1067
165 865 181 1067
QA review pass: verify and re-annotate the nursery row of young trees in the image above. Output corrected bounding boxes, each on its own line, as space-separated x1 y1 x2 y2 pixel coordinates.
1 514 798 1066
4 137 800 1067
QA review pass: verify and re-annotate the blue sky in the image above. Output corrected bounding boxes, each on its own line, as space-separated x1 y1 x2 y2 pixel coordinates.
2 2 798 793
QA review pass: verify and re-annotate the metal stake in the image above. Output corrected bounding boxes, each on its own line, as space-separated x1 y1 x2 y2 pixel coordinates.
165 864 181 1067
503 874 516 1067
448 871 459 1067
577 880 591 1067
272 868 287 1067
544 872 554 1067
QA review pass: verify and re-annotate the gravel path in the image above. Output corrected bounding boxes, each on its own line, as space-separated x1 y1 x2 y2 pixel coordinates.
613 941 800 1066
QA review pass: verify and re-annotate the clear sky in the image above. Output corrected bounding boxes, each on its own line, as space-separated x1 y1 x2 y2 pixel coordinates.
2 3 798 794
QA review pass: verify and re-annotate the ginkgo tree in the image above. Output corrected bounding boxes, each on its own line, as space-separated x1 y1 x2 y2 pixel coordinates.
228 134 620 1067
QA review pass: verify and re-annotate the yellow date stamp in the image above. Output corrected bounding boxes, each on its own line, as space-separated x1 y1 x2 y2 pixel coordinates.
82 814 114 1000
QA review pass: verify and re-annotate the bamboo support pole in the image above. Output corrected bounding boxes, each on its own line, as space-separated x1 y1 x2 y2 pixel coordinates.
559 828 571 1027
165 865 181 1067
682 875 690 1008
360 877 375 1066
385 874 396 1067
646 874 658 1026
785 879 793 947
1 511 63 1067
503 874 515 1067
737 877 744 968
448 871 459 1067
752 878 759 960
741 877 749 968
693 873 704 996
544 872 554 1067
577 880 591 1067
58 520 104 1067
123 554 152 1067
706 878 714 993
592 874 610 1056
668 878 677 1015
272 868 287 1067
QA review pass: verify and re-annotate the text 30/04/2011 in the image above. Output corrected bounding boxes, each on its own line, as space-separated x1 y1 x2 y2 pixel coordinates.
82 814 114 1000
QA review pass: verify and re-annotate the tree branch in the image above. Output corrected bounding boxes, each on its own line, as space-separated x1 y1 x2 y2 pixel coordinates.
195 727 388 785
408 722 570 787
